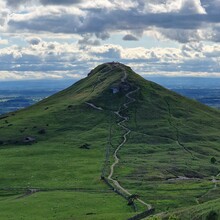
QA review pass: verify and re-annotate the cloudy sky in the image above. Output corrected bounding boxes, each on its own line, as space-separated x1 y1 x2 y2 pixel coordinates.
1 0 220 80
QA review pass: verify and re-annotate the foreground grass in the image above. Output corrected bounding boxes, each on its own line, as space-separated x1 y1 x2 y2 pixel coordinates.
0 191 133 220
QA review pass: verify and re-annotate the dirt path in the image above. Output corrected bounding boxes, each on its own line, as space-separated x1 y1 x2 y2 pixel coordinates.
212 172 220 188
86 64 152 210
85 102 103 111
195 172 220 204
16 188 39 199
107 67 152 210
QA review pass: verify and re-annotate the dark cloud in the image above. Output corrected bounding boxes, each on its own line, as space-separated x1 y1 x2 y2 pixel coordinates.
75 11 217 37
39 0 82 5
5 1 220 43
5 0 82 7
9 12 212 34
201 0 220 14
91 47 121 60
47 43 56 50
5 0 28 8
95 32 110 40
0 11 8 26
8 13 83 33
78 35 101 47
123 34 138 41
27 37 41 45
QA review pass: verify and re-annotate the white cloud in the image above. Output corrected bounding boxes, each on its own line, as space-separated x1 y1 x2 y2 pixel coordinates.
180 0 206 14
0 70 83 80
1 38 220 75
0 39 8 45
1 0 220 80
142 71 220 77
134 0 206 14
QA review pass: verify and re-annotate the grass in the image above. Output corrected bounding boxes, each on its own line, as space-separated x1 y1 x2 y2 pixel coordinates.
0 63 220 219
105 68 220 217
0 191 133 220
162 198 220 220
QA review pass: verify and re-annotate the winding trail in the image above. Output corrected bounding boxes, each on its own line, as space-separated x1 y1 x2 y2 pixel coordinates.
107 66 152 210
85 102 103 111
86 63 219 217
86 64 152 210
195 171 220 204
16 188 39 199
211 172 220 188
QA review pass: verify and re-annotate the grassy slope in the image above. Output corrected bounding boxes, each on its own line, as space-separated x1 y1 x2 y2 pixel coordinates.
0 63 220 219
156 197 220 220
0 64 136 219
110 68 220 217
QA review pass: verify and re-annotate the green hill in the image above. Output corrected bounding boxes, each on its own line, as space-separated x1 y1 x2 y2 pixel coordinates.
0 62 219 220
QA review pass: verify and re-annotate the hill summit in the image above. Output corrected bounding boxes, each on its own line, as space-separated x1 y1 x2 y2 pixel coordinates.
0 63 220 219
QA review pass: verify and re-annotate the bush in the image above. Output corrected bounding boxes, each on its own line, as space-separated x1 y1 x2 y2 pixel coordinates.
211 157 217 164
148 217 161 220
127 194 139 206
80 143 90 149
206 210 218 220
38 129 46 134
168 214 179 220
